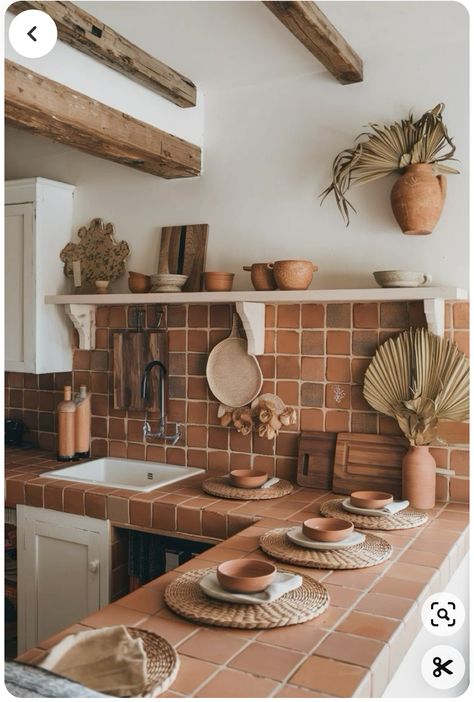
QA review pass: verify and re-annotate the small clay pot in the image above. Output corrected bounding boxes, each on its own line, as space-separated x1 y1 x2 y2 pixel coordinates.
391 163 447 235
229 469 268 489
217 559 276 593
270 260 318 290
243 263 277 291
128 271 151 293
203 272 234 292
94 280 109 294
302 517 353 542
350 491 393 509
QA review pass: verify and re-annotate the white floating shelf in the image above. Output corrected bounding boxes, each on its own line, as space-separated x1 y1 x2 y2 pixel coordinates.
45 287 468 353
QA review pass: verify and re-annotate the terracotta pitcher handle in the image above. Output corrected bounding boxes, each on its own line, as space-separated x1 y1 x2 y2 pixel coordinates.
422 274 432 286
437 175 447 205
242 266 252 271
266 263 274 270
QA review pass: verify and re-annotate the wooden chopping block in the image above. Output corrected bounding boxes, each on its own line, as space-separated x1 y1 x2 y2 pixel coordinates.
113 331 167 411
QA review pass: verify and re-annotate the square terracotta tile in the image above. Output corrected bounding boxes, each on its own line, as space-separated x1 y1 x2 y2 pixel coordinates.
278 304 301 328
229 641 304 681
326 383 350 409
302 331 324 355
453 302 469 329
301 356 324 380
325 410 349 432
177 507 201 535
188 305 209 328
257 623 326 652
315 630 387 669
356 592 414 620
326 303 351 328
171 654 218 695
301 382 324 407
277 330 300 354
352 330 379 356
337 611 401 642
301 304 325 328
210 304 231 328
277 355 300 378
326 356 351 381
380 302 409 328
196 668 278 698
290 655 368 696
351 412 377 433
326 330 350 355
353 303 379 328
300 409 324 431
178 629 247 664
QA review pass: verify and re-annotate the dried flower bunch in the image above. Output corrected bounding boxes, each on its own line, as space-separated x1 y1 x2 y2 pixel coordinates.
218 394 297 440
321 103 458 225
363 328 469 446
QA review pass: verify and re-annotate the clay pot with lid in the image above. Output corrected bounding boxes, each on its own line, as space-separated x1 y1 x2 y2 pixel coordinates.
390 163 447 235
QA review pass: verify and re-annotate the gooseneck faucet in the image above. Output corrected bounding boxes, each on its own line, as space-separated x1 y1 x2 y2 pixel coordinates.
140 360 182 445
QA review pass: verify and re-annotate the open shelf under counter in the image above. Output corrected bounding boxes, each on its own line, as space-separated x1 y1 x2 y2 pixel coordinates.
45 286 468 353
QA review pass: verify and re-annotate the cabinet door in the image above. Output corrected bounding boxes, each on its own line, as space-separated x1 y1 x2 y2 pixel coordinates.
5 203 35 372
17 506 110 654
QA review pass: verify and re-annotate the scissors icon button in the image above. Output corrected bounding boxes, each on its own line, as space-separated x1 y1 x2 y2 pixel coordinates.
433 656 453 677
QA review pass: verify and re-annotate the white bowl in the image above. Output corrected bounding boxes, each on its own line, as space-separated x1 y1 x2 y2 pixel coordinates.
373 270 432 288
150 273 188 292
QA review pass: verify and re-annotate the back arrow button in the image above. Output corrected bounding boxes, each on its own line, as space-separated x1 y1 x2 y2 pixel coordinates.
27 26 37 41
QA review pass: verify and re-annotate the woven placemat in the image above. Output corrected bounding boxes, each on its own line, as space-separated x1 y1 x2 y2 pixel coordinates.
127 627 179 697
320 498 428 530
164 567 329 629
259 528 392 569
202 476 293 500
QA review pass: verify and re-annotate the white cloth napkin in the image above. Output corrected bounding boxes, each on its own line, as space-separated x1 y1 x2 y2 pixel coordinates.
261 477 280 489
200 571 302 604
342 498 410 517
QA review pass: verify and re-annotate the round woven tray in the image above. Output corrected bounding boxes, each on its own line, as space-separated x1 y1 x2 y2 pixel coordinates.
164 567 329 629
202 476 293 500
127 627 179 697
320 498 428 530
259 529 392 569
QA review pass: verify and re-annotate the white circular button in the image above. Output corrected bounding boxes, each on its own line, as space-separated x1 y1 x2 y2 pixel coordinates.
421 645 465 690
9 10 57 59
421 591 465 636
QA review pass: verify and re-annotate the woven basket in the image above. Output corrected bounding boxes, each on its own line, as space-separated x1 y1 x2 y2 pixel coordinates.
320 498 428 530
126 628 179 697
202 476 293 500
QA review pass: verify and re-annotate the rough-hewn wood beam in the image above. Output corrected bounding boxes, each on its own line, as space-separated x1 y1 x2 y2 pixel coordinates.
9 1 197 107
5 60 201 179
263 1 363 84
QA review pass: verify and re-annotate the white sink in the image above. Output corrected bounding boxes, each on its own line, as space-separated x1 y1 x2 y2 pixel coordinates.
40 458 204 492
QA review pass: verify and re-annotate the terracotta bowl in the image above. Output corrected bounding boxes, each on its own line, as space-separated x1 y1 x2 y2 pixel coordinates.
203 272 235 292
128 271 151 293
243 263 277 291
350 491 394 509
217 558 276 593
302 517 354 542
270 260 318 290
229 469 268 489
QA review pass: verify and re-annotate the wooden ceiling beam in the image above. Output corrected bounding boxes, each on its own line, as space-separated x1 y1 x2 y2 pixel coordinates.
5 60 201 179
9 1 197 107
263 1 363 84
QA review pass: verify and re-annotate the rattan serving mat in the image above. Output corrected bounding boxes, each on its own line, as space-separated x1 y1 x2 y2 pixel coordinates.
202 476 293 500
164 567 329 629
127 627 179 697
259 529 392 569
320 498 428 530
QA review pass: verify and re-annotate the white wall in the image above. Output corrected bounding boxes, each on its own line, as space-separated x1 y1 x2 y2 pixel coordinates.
4 1 469 291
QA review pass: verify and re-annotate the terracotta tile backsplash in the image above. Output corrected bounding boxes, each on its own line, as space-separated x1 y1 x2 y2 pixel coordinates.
5 301 469 502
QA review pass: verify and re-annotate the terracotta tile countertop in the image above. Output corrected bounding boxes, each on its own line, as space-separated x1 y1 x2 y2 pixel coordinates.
7 447 469 698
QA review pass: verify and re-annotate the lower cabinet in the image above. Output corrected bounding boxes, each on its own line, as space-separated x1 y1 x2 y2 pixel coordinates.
16 506 111 654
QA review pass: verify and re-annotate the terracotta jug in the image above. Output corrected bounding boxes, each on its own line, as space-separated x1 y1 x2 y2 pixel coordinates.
390 163 447 235
402 445 437 509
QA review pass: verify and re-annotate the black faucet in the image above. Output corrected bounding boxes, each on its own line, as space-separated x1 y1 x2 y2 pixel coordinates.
140 360 182 445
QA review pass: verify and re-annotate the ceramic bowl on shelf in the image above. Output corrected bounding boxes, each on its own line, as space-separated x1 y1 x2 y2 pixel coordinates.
270 260 318 290
373 270 432 288
150 273 188 292
203 272 235 292
350 491 393 509
302 517 354 542
128 271 151 293
94 280 110 294
243 263 277 291
217 559 276 593
229 469 268 489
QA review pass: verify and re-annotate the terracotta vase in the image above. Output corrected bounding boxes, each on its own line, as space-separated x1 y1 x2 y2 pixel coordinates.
390 163 447 235
402 445 437 509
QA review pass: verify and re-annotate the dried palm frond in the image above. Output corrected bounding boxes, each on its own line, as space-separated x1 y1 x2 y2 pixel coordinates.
363 328 469 445
321 104 459 225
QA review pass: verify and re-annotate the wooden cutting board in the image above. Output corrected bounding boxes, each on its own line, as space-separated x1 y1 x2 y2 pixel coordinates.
113 332 167 411
158 224 208 291
332 432 409 498
296 432 338 490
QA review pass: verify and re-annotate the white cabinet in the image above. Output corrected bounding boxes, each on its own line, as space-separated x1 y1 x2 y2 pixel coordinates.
5 178 75 373
16 506 111 654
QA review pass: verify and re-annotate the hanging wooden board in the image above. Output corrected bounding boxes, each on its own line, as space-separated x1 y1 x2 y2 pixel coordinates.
158 224 208 291
113 332 167 411
296 432 338 489
332 433 409 498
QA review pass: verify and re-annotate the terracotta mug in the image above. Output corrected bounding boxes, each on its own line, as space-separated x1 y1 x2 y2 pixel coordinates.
243 263 277 290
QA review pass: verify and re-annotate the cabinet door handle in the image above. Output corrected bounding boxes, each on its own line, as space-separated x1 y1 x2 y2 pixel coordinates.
88 559 99 574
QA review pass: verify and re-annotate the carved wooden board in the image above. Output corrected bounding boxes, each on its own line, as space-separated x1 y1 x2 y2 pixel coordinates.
332 433 409 498
113 332 167 411
296 432 338 489
158 224 208 291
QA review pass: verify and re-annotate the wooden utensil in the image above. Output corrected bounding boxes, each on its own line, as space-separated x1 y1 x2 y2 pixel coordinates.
113 332 167 410
332 432 409 498
206 314 263 408
296 432 338 489
157 229 172 274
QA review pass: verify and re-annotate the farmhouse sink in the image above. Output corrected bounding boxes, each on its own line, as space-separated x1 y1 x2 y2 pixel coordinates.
40 458 204 492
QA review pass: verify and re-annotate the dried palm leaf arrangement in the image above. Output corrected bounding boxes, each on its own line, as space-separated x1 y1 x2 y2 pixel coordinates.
363 328 469 446
321 104 459 232
218 393 297 440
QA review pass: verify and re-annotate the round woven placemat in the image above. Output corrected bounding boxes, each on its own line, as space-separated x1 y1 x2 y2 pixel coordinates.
127 627 179 697
259 528 392 569
164 567 329 629
319 498 428 530
202 476 293 500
